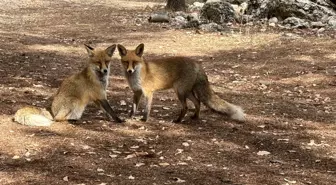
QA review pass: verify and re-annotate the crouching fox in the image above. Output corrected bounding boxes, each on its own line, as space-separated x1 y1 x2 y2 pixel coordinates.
117 43 245 123
14 44 123 126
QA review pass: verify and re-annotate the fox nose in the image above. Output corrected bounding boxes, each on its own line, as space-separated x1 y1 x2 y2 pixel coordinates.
103 69 108 74
127 69 134 74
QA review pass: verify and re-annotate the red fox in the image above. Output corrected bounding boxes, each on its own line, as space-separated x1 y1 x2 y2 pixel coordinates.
14 44 123 126
116 43 245 123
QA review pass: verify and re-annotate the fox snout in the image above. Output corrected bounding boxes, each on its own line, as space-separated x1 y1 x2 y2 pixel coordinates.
127 69 135 74
102 68 108 74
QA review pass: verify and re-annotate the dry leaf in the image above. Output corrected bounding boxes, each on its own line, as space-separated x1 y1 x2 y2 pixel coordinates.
135 162 145 167
109 154 118 158
284 178 297 184
12 155 20 159
120 100 127 106
182 142 190 147
257 151 271 156
124 154 136 159
97 168 105 172
159 162 170 166
128 175 135 180
175 149 183 155
130 145 139 149
63 176 69 181
82 145 90 150
112 150 122 154
177 162 188 165
172 177 186 183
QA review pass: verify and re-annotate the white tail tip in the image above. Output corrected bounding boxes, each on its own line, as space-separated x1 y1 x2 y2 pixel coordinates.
15 114 53 126
229 104 245 122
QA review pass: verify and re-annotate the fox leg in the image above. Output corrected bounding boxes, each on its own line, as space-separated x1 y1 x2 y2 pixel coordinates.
53 108 71 121
67 107 85 120
173 91 188 123
130 90 142 118
187 92 200 120
95 99 123 123
54 103 85 121
141 92 153 122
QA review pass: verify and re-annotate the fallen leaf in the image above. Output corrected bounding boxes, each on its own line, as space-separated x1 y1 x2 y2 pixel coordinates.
12 155 20 159
97 168 105 172
124 154 136 159
284 178 296 184
172 177 186 183
159 162 170 166
257 151 271 156
182 142 190 147
162 106 170 110
135 162 145 167
177 162 188 165
175 149 183 155
128 175 135 180
120 100 127 106
112 150 122 154
109 154 118 158
24 152 31 157
82 145 90 150
130 145 139 149
63 176 69 181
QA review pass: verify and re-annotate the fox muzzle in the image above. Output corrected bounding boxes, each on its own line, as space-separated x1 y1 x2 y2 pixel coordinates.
127 69 135 74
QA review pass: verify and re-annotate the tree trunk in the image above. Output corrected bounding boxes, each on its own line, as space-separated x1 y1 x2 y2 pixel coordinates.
166 0 186 11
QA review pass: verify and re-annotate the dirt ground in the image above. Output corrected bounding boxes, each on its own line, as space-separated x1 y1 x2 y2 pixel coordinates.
0 0 335 185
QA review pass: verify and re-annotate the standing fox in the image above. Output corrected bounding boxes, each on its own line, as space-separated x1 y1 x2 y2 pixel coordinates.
14 44 123 126
117 43 245 123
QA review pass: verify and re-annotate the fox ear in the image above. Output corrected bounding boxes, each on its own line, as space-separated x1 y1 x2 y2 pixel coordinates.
84 44 94 57
117 44 127 57
135 43 144 57
105 44 116 57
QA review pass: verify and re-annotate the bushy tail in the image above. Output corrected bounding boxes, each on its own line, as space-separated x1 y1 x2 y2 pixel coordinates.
193 70 245 122
14 107 53 126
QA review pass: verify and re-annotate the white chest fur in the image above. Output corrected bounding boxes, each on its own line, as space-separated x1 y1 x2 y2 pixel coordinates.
126 67 142 92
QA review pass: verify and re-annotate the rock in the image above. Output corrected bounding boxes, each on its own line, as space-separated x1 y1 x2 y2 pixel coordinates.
268 22 276 27
185 12 201 28
247 0 336 22
189 2 205 12
283 17 309 28
201 1 236 24
311 21 325 28
199 22 225 32
328 16 336 28
231 2 248 20
171 16 188 28
281 32 302 40
268 17 278 24
317 27 326 33
206 0 247 5
174 11 188 19
241 14 254 23
148 12 170 23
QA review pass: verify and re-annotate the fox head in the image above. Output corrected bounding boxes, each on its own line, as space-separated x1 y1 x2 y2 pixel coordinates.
117 43 144 74
84 44 116 75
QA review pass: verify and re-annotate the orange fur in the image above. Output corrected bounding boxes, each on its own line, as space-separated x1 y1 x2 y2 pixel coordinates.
117 43 245 123
14 44 123 126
